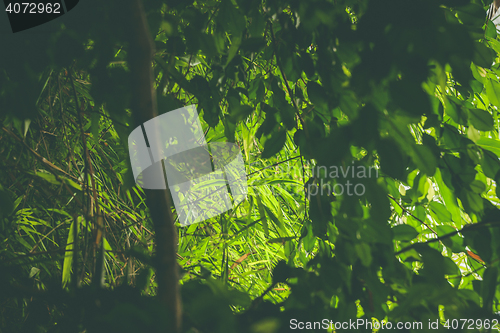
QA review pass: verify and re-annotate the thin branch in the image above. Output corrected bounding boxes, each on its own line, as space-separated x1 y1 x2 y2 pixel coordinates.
395 220 500 256
2 126 81 183
388 194 439 237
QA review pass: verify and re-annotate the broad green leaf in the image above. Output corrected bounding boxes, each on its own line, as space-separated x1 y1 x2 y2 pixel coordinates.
472 42 494 68
248 77 263 101
248 12 265 37
442 257 460 276
302 225 316 252
465 190 483 213
488 37 500 55
467 125 480 142
392 224 419 241
469 80 484 94
409 145 437 177
434 169 462 225
279 105 296 130
482 267 498 310
354 243 372 267
445 97 467 125
225 34 242 67
468 109 494 131
469 180 486 194
486 20 497 39
484 77 500 108
429 201 452 223
272 261 292 284
230 104 253 123
307 82 328 110
218 0 245 36
456 4 486 27
477 138 500 158
377 139 406 180
223 117 236 141
480 148 500 178
261 128 287 158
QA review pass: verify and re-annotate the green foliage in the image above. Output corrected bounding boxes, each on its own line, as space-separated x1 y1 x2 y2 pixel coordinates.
4 0 500 332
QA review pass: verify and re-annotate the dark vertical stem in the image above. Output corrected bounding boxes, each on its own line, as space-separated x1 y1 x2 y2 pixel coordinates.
125 1 182 331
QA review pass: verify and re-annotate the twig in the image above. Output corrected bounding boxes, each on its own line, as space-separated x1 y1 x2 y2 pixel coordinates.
388 194 439 237
395 220 500 256
2 126 82 184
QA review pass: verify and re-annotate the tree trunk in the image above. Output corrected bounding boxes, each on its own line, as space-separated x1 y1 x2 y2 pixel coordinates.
125 1 182 332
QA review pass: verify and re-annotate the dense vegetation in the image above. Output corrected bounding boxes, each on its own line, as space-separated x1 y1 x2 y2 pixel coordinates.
3 0 500 332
